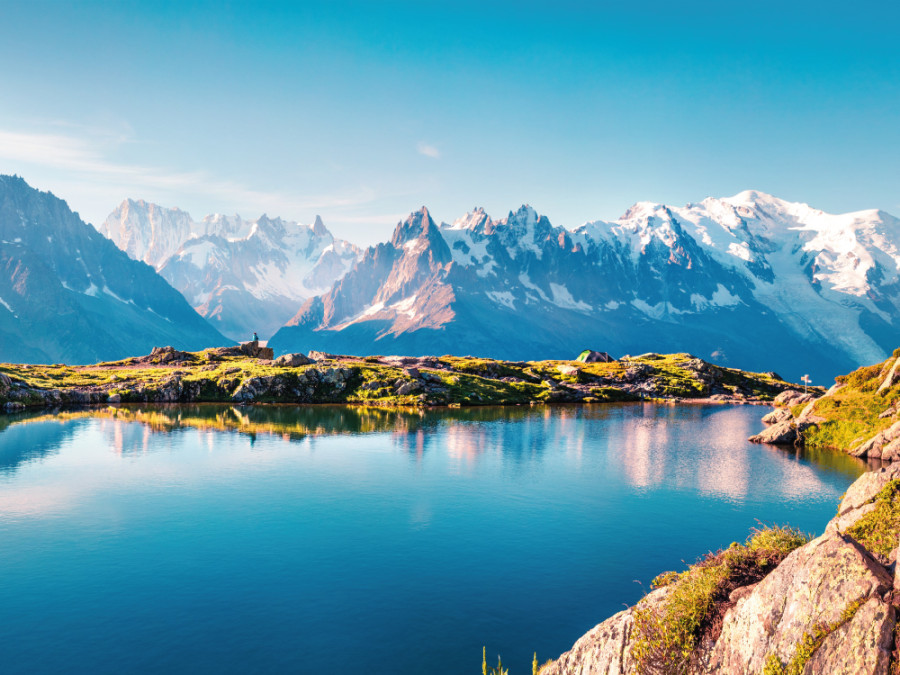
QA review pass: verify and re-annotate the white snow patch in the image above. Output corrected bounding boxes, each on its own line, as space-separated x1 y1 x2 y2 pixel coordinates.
390 295 418 318
518 273 549 301
549 283 592 312
711 284 741 307
0 296 16 317
362 302 385 317
103 286 134 304
727 242 753 261
631 298 686 319
486 290 516 310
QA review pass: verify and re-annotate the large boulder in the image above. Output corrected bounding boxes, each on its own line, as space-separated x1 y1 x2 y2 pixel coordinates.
761 407 793 425
774 389 815 408
706 533 894 674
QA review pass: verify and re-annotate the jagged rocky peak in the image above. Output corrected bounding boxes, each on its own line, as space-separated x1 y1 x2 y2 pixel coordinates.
312 214 328 237
446 207 491 232
270 193 900 382
98 197 360 341
390 206 437 246
100 198 197 266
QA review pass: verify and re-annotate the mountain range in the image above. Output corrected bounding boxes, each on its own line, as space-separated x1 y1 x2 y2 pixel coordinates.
100 200 359 340
268 192 900 382
0 176 227 364
2 173 897 382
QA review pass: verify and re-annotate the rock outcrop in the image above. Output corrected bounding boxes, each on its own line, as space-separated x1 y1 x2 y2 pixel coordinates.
851 421 900 461
748 418 811 445
274 352 314 367
541 464 900 674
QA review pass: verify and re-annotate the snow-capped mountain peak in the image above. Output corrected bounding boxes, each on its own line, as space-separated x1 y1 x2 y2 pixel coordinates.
100 201 361 340
271 193 900 382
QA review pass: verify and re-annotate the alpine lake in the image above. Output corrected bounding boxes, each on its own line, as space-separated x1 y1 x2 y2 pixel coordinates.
0 402 870 674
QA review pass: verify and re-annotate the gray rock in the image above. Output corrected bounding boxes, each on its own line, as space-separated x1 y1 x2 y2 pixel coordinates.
557 364 580 378
274 352 313 367
396 381 421 396
748 419 808 445
850 421 900 459
826 382 847 396
797 399 826 424
761 407 792 425
307 350 338 361
836 463 900 518
773 389 815 407
805 596 894 675
707 533 894 674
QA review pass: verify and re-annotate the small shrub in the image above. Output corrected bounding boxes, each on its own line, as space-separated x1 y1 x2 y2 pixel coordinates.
630 526 808 674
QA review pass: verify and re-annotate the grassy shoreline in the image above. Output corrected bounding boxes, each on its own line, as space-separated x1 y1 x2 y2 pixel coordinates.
0 347 801 413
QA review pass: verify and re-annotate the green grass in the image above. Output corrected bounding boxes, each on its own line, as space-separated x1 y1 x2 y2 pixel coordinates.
0 349 800 410
630 525 810 675
800 355 900 451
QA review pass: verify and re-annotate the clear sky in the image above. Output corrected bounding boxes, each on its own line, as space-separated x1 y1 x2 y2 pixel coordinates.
1 0 898 245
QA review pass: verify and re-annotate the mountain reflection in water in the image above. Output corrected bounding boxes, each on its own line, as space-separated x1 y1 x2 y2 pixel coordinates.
0 403 869 499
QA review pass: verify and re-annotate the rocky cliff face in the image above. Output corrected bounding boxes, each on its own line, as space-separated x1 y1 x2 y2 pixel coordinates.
541 463 900 674
100 201 359 340
0 176 228 364
270 193 900 383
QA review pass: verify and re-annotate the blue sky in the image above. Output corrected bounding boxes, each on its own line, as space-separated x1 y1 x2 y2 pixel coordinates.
1 0 898 244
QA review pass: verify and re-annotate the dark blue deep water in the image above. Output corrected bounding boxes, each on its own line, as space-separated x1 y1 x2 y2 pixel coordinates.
0 403 868 674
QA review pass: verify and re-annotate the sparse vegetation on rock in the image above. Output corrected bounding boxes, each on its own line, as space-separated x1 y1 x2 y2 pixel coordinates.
0 349 799 413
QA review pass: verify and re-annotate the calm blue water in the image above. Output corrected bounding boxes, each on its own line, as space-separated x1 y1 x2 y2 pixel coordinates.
0 403 867 674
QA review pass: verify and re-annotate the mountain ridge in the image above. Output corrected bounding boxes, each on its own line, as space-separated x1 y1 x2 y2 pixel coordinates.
100 199 360 340
269 191 900 382
0 175 229 364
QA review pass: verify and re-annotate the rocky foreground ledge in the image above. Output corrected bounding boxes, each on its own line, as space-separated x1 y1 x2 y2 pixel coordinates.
0 347 798 412
541 463 900 674
749 349 900 461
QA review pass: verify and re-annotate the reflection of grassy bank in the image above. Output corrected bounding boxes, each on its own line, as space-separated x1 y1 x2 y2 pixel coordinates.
760 444 879 480
9 403 557 443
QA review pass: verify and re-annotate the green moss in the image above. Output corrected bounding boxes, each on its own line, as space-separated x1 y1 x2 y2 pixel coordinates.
845 479 900 557
762 598 865 675
631 526 809 675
